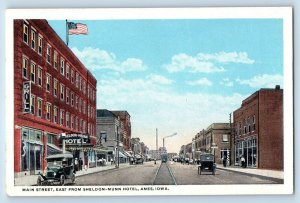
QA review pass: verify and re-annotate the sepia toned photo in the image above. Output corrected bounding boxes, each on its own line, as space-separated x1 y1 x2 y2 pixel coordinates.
5 7 293 196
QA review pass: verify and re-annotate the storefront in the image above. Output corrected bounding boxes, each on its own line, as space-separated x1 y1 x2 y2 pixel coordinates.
20 127 44 175
235 137 257 168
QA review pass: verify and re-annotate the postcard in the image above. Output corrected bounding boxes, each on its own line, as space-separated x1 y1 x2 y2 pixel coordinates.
5 7 293 196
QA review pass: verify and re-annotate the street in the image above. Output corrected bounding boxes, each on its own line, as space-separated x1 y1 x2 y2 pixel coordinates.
74 161 282 186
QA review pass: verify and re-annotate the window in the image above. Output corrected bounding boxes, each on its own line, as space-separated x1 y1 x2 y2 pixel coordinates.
66 112 69 128
37 98 42 118
30 62 36 83
46 73 51 92
30 95 35 114
87 85 90 99
66 64 70 79
60 83 64 101
53 106 58 123
79 76 82 91
83 101 86 114
53 51 58 69
23 23 28 44
252 115 256 131
53 79 58 97
222 134 229 142
37 67 42 86
46 44 51 63
75 72 79 88
46 103 51 120
75 96 78 109
60 109 64 126
83 81 86 94
79 98 82 112
88 105 90 117
38 35 43 55
66 88 69 104
22 56 28 79
60 58 65 75
75 117 78 131
31 29 36 50
71 69 74 83
47 134 54 144
71 115 74 129
71 92 74 106
80 119 83 132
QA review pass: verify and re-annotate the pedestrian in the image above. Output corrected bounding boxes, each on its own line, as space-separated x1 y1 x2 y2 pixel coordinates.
222 156 227 167
79 158 83 171
111 158 113 165
241 156 246 168
74 158 79 171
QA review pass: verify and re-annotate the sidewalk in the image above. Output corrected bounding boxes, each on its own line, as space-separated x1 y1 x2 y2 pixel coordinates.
216 164 284 182
14 163 133 186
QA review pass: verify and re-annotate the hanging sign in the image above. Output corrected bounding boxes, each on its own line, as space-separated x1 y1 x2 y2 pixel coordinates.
23 81 31 113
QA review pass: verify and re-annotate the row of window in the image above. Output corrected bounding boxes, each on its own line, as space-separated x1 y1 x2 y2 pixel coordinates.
236 115 256 136
22 56 96 119
23 22 96 101
28 95 95 136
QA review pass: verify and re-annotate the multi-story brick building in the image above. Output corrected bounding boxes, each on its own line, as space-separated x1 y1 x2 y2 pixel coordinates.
233 86 283 170
194 123 231 165
111 111 131 151
96 109 128 163
14 19 97 178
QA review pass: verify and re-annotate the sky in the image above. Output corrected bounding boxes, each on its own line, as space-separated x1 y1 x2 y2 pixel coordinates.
49 19 283 153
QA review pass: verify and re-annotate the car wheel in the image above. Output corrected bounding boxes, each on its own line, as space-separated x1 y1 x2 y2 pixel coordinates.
37 176 42 186
60 175 65 186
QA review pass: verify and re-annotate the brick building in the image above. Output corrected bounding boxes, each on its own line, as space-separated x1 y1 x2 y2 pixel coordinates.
111 111 131 151
14 19 97 178
233 86 283 170
194 123 231 165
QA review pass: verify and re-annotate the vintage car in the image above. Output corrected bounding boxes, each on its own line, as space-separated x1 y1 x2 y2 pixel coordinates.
198 153 216 175
37 153 75 186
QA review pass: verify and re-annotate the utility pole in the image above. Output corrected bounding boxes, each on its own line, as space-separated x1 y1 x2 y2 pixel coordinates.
156 128 158 151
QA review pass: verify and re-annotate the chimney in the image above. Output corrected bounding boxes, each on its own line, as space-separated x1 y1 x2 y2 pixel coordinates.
275 85 280 90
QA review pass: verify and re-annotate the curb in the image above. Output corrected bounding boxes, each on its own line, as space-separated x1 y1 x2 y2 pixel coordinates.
217 167 284 183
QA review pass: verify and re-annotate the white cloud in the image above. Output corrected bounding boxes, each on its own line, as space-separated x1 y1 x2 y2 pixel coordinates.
164 51 254 73
71 47 147 73
198 52 255 64
186 78 213 86
236 74 283 88
164 53 225 73
147 74 173 85
97 78 247 153
220 78 234 87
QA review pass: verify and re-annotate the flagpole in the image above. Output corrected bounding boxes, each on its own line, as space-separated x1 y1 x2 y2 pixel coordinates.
66 19 69 46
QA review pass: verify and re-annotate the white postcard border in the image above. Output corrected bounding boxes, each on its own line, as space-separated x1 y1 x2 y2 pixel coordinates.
5 7 293 196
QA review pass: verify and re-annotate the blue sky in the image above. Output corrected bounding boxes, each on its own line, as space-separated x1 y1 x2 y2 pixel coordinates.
49 19 283 153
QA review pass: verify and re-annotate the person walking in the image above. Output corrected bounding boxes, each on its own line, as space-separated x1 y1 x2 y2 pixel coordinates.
241 156 246 168
79 158 83 171
222 156 227 167
74 158 79 171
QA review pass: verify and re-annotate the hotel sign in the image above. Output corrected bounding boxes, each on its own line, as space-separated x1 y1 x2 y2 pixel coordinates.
23 81 31 113
61 133 90 145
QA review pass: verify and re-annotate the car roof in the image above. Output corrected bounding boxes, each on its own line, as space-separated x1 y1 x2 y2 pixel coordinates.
46 153 73 159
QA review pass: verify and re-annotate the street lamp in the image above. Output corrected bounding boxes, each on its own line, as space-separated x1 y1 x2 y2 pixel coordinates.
211 142 218 163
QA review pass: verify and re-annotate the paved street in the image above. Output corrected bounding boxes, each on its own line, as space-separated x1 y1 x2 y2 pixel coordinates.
74 161 282 186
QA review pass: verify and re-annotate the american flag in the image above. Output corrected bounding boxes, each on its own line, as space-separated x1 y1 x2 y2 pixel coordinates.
68 22 88 35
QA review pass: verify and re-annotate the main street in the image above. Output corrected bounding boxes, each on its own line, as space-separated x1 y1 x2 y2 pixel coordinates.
74 161 282 185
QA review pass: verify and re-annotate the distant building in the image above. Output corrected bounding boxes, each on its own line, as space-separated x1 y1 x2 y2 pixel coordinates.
111 111 131 151
233 86 283 170
194 123 231 165
167 153 178 160
96 109 127 162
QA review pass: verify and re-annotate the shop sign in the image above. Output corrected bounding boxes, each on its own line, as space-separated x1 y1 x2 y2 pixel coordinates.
61 133 90 145
23 81 31 113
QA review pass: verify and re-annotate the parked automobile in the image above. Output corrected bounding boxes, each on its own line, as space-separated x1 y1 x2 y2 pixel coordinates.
198 153 216 175
37 153 75 186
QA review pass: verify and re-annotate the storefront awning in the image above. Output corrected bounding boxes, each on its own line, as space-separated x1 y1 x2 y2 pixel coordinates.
123 151 133 157
47 143 63 155
118 151 127 158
